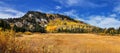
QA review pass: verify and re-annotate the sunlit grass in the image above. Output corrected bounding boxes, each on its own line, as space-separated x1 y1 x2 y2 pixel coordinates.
0 29 15 53
0 28 120 53
15 33 120 53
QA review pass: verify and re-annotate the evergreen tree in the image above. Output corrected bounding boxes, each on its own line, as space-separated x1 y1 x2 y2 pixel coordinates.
117 27 120 34
0 20 11 30
107 27 116 35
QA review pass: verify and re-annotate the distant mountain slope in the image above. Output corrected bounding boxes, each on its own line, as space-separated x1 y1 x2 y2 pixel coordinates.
0 11 100 33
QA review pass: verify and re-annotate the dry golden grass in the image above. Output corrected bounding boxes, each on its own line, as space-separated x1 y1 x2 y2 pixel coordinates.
15 33 120 53
0 30 16 53
15 32 23 37
24 32 32 35
0 29 120 53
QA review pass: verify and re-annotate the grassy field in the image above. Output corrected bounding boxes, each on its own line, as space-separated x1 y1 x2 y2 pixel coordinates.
14 33 120 53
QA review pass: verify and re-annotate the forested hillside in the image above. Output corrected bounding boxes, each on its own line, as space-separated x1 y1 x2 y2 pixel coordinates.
0 11 120 34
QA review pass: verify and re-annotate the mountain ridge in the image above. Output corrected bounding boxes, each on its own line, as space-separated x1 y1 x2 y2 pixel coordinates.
0 11 99 33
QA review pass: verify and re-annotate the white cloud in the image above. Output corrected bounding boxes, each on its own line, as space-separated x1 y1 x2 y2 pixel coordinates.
76 16 120 28
61 9 120 28
63 10 79 17
113 4 120 14
55 0 106 8
62 10 86 22
0 7 25 19
0 1 25 19
63 10 76 15
82 15 120 28
109 14 117 17
55 6 62 10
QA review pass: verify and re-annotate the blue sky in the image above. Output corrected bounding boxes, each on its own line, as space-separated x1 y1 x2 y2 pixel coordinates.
0 0 120 28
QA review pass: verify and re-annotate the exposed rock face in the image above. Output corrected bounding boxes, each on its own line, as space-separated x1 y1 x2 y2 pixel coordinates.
15 22 23 28
0 11 86 32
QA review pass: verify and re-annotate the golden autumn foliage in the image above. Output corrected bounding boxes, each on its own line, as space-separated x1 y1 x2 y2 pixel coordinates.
46 18 95 33
46 26 57 33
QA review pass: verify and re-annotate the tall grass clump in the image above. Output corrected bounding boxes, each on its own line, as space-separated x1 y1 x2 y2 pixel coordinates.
0 28 16 53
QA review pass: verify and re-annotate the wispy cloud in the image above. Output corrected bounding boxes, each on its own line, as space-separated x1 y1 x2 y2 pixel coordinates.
0 1 25 19
61 9 87 21
113 3 120 14
55 6 62 10
85 15 120 28
62 9 120 28
0 1 6 5
58 0 120 28
55 0 106 8
63 10 78 17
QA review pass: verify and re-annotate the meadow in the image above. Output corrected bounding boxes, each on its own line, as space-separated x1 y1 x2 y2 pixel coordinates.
1 29 120 53
15 33 120 53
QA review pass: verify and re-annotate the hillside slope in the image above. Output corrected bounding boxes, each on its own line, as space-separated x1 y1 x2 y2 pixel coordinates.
0 11 99 33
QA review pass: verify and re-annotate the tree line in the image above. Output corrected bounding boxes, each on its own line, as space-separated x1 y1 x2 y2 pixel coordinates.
46 25 120 35
0 19 120 35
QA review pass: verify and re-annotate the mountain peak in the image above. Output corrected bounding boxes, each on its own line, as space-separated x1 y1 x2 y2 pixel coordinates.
27 11 43 14
22 11 45 18
0 11 92 32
